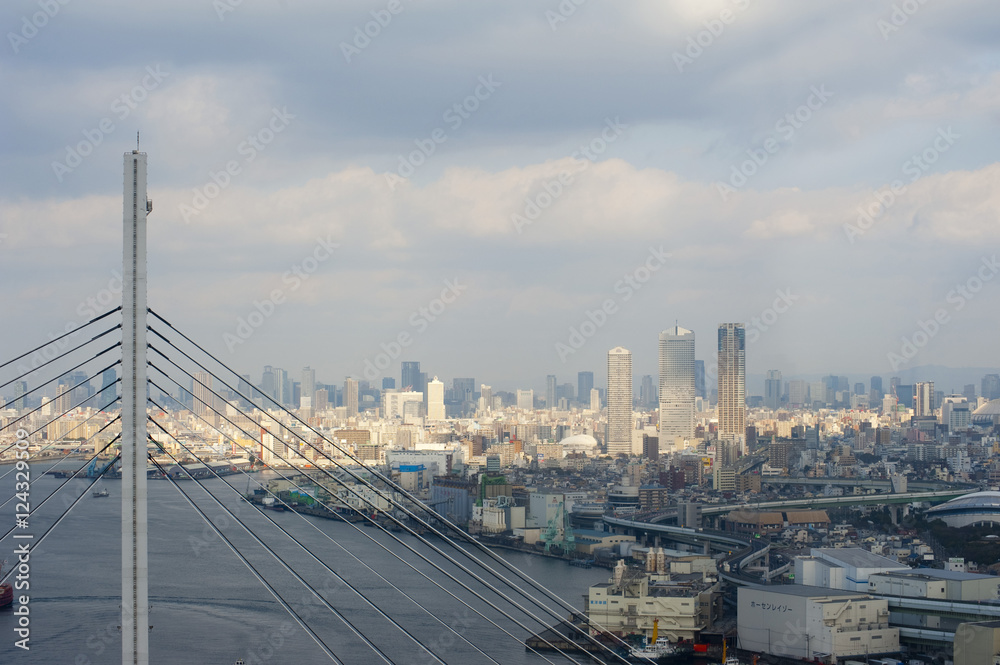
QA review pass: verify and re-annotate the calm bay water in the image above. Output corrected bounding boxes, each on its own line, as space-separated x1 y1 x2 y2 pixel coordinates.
0 466 609 664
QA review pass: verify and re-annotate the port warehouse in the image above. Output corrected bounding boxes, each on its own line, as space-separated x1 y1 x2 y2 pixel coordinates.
161 457 253 479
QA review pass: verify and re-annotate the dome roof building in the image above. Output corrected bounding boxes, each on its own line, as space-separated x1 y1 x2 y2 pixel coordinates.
926 491 1000 528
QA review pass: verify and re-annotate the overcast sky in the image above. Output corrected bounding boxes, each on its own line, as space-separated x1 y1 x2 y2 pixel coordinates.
2 0 999 394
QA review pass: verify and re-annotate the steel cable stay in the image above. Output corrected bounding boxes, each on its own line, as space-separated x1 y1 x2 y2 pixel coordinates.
0 341 121 413
0 323 122 394
148 451 391 665
0 414 121 507
145 390 536 665
147 367 590 665
0 357 122 436
146 329 633 664
146 414 453 665
0 390 120 466
0 437 121 545
0 454 119 586
0 306 121 374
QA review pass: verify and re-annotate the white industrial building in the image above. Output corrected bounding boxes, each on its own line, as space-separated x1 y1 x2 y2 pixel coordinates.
795 548 909 592
738 585 899 664
869 568 1000 602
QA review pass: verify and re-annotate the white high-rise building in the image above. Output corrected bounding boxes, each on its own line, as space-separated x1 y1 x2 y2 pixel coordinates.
479 384 492 414
516 389 534 410
300 366 315 409
607 347 633 457
658 325 695 451
914 381 934 417
427 376 445 420
717 323 746 456
590 388 600 412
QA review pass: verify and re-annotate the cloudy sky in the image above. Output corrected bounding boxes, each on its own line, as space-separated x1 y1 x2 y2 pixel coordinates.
2 0 999 395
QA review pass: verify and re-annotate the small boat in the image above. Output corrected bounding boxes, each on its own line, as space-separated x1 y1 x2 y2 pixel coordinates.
630 619 674 660
93 487 110 498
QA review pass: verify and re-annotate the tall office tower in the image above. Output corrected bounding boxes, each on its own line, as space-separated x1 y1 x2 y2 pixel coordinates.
55 384 72 413
13 380 28 412
301 367 316 409
99 369 117 410
193 371 213 417
344 377 359 417
546 374 557 409
516 389 534 410
607 346 633 457
479 384 493 413
963 384 977 402
983 374 1000 400
890 376 901 394
717 323 746 456
382 377 395 390
788 380 807 406
854 382 865 396
658 325 695 450
578 371 594 406
401 361 420 391
694 360 706 399
870 376 884 403
272 367 288 405
417 371 428 395
260 366 276 400
639 375 656 409
427 376 445 420
589 388 601 411
764 370 782 410
453 377 475 403
314 388 329 411
914 381 934 416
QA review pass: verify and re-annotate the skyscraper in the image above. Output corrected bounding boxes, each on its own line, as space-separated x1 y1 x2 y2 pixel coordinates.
516 389 534 410
382 377 396 390
717 323 746 456
983 374 1000 400
914 381 934 416
479 384 492 413
694 360 706 399
300 366 316 409
344 377 359 417
13 380 28 412
401 361 420 392
870 375 884 404
99 369 117 411
453 377 475 403
607 346 633 457
427 376 445 420
546 374 557 409
764 370 782 410
577 371 594 406
272 367 288 405
658 325 695 450
260 365 276 400
193 371 213 417
639 374 655 409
